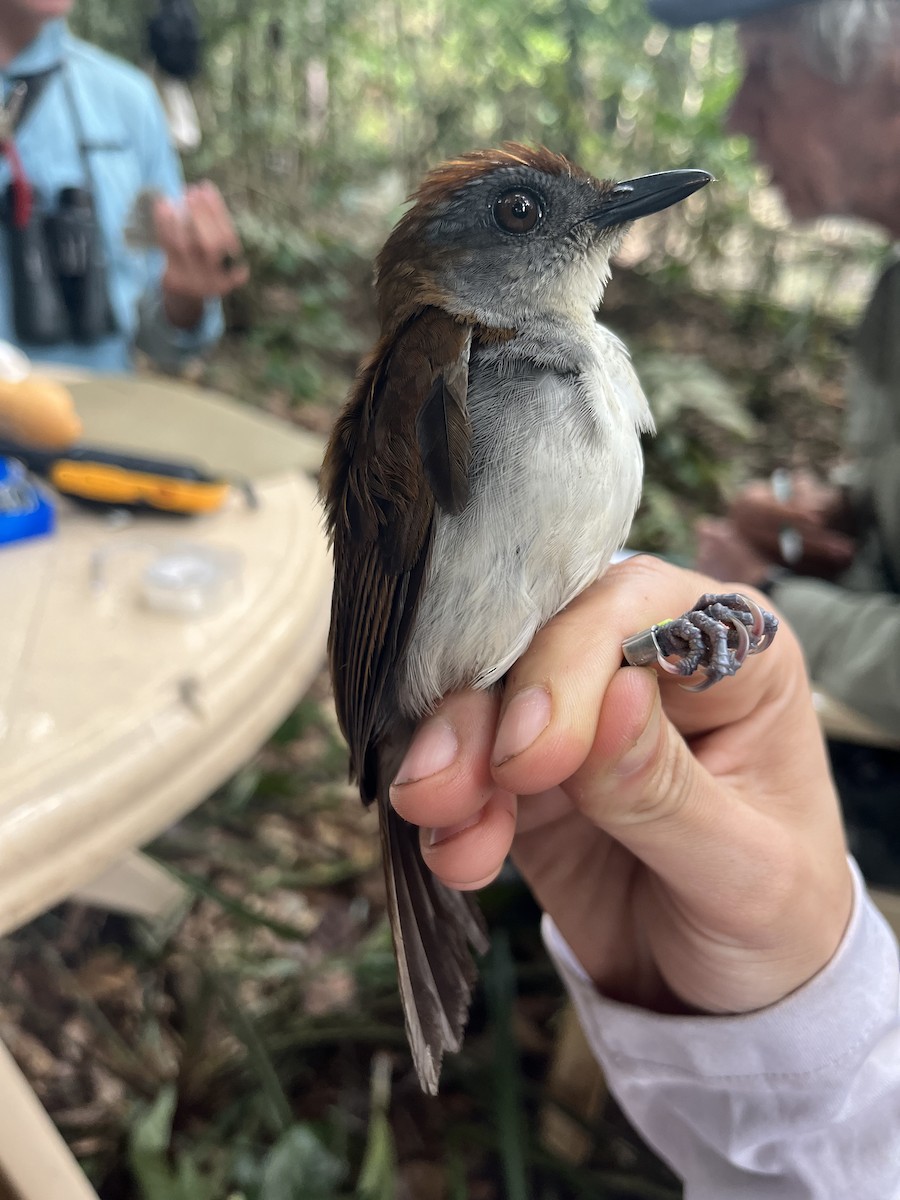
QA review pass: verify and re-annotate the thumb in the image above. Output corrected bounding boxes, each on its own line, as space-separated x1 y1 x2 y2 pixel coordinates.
564 666 693 828
562 667 776 922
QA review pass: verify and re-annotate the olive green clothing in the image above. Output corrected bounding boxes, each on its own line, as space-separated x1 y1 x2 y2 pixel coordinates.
772 255 900 734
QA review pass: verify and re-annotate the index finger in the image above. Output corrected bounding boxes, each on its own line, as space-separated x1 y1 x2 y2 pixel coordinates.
152 196 190 259
389 688 517 890
490 555 787 799
183 183 242 262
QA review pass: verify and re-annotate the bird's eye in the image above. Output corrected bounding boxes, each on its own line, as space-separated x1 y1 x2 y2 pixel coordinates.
493 188 542 234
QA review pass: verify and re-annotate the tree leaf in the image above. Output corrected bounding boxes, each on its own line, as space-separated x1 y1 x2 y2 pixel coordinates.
260 1124 346 1200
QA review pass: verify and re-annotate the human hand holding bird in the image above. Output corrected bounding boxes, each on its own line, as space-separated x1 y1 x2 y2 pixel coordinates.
321 145 777 1092
393 554 846 1020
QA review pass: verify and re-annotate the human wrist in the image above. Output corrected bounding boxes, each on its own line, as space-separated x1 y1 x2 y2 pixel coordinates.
161 288 205 331
545 859 857 1021
753 564 794 596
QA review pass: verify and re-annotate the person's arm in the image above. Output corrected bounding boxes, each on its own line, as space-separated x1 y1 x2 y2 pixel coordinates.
771 575 900 731
696 461 900 730
130 80 246 369
730 474 857 578
388 555 900 1196
770 441 900 731
545 863 900 1200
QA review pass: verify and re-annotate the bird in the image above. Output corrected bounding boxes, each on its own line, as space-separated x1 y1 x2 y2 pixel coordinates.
320 144 714 1093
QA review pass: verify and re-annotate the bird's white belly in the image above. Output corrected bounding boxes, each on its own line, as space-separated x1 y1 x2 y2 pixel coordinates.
399 346 647 716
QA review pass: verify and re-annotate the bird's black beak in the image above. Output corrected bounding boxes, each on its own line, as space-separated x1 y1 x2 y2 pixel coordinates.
590 169 713 229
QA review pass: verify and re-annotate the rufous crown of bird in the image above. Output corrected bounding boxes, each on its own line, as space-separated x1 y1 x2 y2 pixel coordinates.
320 143 777 1094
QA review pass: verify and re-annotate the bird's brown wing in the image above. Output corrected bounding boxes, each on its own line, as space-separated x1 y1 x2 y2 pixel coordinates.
320 306 489 1093
322 307 472 789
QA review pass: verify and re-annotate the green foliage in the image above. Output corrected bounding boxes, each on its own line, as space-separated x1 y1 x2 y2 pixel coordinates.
632 350 756 555
258 1125 347 1200
72 0 881 419
232 214 369 404
72 0 750 263
129 1086 230 1200
355 1055 397 1200
639 351 755 439
485 931 530 1200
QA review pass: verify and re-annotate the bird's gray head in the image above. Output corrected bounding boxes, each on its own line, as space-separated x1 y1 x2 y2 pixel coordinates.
375 145 711 332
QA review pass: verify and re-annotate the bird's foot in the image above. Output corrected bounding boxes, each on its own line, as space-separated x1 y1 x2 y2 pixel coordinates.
621 592 778 691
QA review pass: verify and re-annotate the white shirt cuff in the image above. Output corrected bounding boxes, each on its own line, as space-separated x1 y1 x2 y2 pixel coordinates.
542 858 896 1076
542 859 900 1198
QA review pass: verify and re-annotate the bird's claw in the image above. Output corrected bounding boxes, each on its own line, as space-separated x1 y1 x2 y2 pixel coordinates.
621 592 778 691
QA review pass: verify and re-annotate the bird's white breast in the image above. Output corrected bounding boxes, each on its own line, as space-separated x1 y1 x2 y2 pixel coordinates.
399 320 652 716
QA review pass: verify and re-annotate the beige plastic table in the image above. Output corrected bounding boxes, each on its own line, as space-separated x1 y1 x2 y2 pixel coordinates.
0 374 331 1200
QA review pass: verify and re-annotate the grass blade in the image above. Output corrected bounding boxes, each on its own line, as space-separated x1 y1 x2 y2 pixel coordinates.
484 930 529 1200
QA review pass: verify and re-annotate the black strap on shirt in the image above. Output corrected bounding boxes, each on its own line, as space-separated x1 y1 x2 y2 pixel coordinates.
0 67 61 227
6 65 61 131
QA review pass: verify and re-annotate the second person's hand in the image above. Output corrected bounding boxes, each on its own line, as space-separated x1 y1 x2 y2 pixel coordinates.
155 181 249 328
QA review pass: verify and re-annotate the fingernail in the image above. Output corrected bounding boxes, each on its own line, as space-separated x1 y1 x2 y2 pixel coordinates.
492 686 551 766
392 718 457 786
615 694 662 777
427 811 482 847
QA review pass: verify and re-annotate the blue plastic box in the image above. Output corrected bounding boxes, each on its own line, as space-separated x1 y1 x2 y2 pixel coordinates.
0 456 55 545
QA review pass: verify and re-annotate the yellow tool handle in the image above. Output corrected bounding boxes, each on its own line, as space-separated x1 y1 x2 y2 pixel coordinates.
50 460 230 513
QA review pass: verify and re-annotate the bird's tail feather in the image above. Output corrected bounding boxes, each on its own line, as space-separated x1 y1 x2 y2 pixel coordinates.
379 798 489 1094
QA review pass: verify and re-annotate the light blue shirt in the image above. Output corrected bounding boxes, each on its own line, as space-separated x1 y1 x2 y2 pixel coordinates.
0 21 222 372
